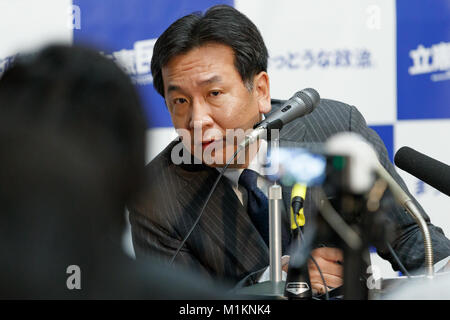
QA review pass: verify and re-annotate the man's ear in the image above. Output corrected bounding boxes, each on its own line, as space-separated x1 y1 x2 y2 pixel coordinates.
253 71 271 114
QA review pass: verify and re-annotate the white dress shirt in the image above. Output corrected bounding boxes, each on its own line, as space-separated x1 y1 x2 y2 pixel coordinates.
219 139 271 208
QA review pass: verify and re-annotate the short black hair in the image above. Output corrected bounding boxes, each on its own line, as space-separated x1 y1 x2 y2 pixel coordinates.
151 4 268 97
0 44 147 202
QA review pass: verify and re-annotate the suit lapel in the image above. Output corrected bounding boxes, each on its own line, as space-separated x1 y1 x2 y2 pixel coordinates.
175 163 269 277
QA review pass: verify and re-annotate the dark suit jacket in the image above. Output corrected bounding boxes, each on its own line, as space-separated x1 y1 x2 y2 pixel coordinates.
129 98 450 284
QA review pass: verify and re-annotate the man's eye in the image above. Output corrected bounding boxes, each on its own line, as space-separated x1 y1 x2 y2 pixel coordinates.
173 98 188 104
210 91 221 97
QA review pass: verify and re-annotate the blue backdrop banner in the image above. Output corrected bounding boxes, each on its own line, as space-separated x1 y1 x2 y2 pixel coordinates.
73 0 233 128
396 0 450 120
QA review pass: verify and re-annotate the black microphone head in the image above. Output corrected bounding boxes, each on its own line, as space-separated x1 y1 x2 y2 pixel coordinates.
394 146 435 174
394 146 415 169
394 146 450 197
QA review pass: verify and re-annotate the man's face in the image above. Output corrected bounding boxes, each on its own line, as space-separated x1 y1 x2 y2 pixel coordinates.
162 42 271 167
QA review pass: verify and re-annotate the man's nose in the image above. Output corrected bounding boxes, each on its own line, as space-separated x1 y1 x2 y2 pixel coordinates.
188 100 214 130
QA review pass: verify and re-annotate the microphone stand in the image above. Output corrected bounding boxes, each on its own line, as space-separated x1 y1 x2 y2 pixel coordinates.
315 187 367 299
267 137 284 293
234 134 286 298
376 164 434 278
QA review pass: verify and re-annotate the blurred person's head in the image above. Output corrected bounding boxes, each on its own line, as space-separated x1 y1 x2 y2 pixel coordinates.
0 45 148 297
0 131 227 299
0 44 147 204
0 130 119 298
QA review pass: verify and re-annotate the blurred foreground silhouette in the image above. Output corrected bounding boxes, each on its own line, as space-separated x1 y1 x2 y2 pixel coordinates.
0 45 232 299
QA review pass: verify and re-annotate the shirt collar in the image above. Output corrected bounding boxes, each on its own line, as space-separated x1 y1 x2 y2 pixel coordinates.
219 138 268 187
216 114 268 187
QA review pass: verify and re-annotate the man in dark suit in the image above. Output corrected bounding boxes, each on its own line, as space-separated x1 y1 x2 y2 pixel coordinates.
129 5 450 294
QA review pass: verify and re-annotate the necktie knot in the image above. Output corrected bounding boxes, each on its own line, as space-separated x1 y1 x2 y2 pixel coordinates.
238 169 259 191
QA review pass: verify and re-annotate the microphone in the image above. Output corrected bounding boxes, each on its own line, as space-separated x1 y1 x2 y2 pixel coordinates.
284 253 312 299
290 183 307 230
326 132 379 194
239 88 320 149
325 132 434 277
394 146 450 197
284 183 312 300
291 197 304 224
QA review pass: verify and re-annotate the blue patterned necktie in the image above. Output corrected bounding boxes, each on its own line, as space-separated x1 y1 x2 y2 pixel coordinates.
238 169 270 246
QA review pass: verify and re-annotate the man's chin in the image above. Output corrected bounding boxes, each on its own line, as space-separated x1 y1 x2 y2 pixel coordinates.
189 142 259 168
205 162 248 169
191 151 247 168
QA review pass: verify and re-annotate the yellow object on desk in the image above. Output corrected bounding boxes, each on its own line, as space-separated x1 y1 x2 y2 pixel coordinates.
290 183 307 229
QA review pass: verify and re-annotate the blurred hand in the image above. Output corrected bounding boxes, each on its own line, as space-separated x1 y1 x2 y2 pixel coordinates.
308 247 343 295
282 247 344 295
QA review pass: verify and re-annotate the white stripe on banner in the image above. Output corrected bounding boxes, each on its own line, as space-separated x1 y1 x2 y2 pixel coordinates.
235 0 397 126
0 0 73 59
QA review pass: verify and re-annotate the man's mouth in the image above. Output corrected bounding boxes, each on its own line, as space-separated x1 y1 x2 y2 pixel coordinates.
201 140 215 150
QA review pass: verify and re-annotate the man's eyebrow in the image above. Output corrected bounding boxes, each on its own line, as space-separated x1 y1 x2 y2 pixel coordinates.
166 76 222 94
167 84 181 94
